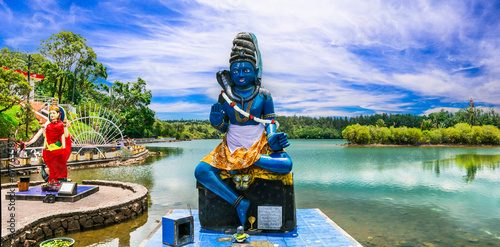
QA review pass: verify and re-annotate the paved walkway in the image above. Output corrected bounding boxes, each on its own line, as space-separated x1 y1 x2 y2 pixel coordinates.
1 183 133 239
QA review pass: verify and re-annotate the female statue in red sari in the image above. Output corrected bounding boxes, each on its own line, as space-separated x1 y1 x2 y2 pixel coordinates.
42 98 71 189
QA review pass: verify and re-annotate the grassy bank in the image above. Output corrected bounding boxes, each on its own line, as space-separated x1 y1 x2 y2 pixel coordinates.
0 105 40 140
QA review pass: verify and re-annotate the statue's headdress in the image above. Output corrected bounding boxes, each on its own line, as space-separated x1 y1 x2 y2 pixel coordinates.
49 98 60 112
229 32 263 81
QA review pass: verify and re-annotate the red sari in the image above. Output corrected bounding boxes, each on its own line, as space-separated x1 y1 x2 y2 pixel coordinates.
42 121 71 183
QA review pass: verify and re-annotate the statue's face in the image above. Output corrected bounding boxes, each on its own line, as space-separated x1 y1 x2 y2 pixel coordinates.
231 62 255 88
49 110 60 123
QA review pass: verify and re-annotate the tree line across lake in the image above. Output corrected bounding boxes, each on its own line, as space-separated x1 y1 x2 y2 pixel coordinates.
342 123 500 145
150 106 500 145
341 106 500 145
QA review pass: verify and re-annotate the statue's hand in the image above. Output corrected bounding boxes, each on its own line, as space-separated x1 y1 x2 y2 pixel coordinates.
268 132 290 151
210 103 224 127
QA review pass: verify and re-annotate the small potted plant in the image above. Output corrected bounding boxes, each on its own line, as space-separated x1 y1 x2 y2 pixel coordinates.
40 237 75 247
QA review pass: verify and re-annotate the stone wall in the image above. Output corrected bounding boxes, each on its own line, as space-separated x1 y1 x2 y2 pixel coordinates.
1 180 148 247
68 150 149 170
0 139 13 159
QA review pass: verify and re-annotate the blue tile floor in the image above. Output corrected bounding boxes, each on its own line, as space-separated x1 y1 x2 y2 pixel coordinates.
141 209 361 247
15 185 95 196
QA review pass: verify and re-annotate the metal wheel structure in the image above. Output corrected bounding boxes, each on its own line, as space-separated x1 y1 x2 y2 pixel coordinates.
66 103 124 147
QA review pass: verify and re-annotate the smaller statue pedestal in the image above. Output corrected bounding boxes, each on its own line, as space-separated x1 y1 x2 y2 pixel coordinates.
1 159 10 167
99 151 106 159
84 152 93 160
19 157 31 166
70 152 79 161
197 174 296 233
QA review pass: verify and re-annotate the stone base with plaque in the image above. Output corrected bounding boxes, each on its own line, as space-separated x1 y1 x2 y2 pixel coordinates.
7 184 99 202
58 182 78 196
197 176 296 233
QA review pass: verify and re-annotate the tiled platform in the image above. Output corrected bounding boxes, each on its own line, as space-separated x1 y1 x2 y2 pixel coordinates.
140 209 362 247
6 185 99 202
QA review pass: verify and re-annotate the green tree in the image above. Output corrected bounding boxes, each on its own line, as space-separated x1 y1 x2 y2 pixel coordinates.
470 126 482 145
376 119 385 128
152 119 161 137
406 127 423 145
0 68 31 113
427 128 444 144
421 119 433 131
342 124 358 142
392 127 408 144
355 125 371 144
454 123 472 144
15 103 38 140
480 125 500 145
38 31 107 102
429 109 455 128
443 127 460 144
1 47 26 69
97 78 154 138
1 48 48 73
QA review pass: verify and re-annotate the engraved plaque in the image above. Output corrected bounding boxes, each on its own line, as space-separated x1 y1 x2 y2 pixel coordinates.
58 182 77 196
257 206 282 230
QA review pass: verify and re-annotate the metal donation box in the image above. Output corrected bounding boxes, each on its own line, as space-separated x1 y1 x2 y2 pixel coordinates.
162 212 194 246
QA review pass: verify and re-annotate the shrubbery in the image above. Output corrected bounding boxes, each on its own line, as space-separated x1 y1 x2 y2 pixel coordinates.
342 123 500 145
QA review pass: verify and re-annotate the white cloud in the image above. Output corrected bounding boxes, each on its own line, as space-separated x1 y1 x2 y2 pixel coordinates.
421 107 462 115
393 70 458 95
0 0 13 22
422 106 500 116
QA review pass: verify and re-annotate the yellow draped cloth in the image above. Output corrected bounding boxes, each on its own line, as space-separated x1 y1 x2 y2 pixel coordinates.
201 132 293 185
202 132 269 171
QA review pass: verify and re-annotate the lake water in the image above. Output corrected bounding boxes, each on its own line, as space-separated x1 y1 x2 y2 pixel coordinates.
5 139 500 246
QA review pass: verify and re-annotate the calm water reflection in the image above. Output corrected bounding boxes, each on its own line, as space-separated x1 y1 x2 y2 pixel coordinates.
424 154 500 182
3 140 499 246
291 141 500 246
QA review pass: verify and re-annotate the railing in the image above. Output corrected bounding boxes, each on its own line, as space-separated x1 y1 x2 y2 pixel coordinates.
33 96 53 113
132 138 176 143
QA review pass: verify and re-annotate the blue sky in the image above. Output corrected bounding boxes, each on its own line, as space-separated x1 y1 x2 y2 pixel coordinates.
2 0 500 120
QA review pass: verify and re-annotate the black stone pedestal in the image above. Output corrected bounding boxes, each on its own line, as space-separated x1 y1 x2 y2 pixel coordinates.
197 176 296 233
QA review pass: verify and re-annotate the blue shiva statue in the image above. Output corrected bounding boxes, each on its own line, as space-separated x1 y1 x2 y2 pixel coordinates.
195 32 293 227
